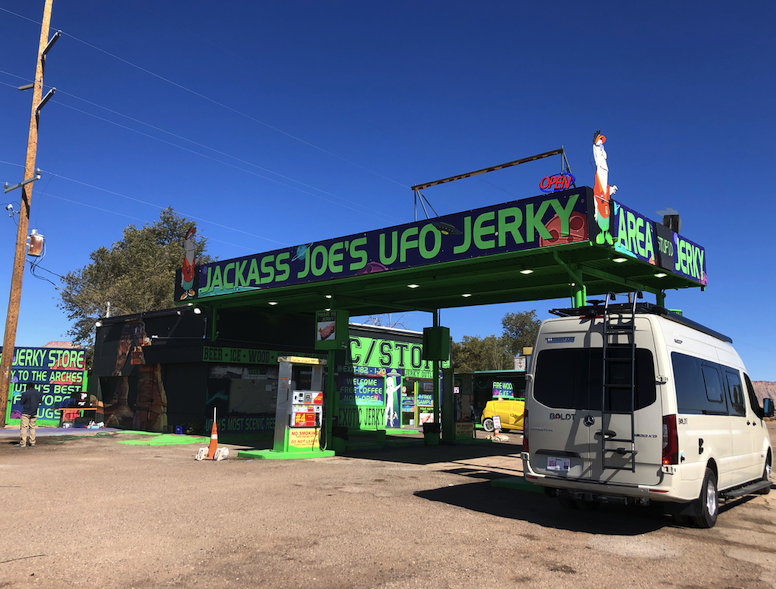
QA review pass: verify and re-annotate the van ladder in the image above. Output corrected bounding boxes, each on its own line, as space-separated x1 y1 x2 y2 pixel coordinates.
599 292 642 472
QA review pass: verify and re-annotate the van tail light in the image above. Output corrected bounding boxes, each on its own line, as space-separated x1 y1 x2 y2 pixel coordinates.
522 408 529 453
662 414 678 465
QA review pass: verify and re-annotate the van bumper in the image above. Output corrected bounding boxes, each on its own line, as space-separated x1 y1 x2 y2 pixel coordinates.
521 452 697 504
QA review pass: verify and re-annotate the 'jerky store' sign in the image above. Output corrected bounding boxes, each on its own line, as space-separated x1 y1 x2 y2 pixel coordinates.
2 347 88 424
185 189 590 299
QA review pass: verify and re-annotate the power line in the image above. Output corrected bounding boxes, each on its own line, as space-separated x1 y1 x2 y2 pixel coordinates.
57 31 409 190
52 95 402 220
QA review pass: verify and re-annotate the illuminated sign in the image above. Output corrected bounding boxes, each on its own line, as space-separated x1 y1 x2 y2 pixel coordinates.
539 173 575 193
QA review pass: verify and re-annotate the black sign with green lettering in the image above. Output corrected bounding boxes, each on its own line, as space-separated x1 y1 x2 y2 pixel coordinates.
188 189 590 299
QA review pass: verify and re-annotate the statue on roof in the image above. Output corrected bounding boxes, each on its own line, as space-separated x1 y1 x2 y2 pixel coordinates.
592 131 618 245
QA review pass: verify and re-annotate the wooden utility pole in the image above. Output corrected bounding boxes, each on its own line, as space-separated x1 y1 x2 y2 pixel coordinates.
0 0 55 427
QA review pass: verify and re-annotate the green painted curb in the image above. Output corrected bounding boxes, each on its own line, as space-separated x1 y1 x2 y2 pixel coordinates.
491 476 544 494
119 434 210 446
238 449 335 460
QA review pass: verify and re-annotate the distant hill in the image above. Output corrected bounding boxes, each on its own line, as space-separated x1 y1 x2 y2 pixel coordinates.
753 381 776 404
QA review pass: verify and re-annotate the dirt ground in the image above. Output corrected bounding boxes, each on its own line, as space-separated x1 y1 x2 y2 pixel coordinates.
1 424 776 589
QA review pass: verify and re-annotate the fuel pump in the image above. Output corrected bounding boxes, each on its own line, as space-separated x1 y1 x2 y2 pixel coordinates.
272 356 332 456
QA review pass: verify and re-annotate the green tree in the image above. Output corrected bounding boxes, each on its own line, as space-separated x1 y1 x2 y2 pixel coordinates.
451 335 513 372
58 208 210 349
501 310 541 355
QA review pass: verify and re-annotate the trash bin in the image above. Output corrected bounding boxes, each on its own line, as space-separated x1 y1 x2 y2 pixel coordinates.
422 422 440 446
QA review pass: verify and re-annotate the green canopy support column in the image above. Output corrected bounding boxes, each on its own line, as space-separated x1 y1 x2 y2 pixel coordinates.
441 365 455 443
432 309 440 427
657 290 666 307
572 281 587 309
553 252 586 308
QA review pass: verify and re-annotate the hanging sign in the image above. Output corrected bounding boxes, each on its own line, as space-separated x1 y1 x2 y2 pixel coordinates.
539 173 575 192
315 309 349 350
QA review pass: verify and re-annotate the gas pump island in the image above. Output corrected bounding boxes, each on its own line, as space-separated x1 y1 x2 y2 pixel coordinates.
244 355 334 459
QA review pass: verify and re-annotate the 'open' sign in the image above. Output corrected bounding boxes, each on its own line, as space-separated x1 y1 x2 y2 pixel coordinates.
539 173 574 192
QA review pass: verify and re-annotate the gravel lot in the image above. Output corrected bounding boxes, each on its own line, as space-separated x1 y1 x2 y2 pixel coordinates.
1 425 775 589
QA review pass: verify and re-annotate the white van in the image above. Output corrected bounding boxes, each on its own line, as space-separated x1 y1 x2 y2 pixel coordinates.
522 297 773 528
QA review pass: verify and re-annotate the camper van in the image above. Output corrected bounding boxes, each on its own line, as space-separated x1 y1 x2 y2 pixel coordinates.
522 298 773 528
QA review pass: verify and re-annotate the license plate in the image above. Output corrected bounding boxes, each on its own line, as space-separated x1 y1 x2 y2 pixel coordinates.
547 456 570 471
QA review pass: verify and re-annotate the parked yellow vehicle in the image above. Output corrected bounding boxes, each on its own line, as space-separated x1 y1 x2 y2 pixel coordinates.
481 399 525 432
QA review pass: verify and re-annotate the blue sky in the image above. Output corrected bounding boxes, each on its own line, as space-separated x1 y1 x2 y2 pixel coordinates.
1 2 774 379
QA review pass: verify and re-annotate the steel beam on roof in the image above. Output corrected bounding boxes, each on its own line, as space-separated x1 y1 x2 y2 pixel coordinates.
411 148 564 191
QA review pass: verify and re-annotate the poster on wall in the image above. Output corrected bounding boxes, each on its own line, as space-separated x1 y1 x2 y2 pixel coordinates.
2 347 88 424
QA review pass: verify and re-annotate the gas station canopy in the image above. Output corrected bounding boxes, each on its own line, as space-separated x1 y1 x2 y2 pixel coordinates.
176 187 706 316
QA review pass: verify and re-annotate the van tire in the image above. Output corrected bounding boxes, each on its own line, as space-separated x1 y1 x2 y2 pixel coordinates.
482 418 495 432
692 468 718 528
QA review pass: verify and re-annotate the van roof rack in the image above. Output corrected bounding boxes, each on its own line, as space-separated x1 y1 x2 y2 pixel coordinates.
549 301 733 344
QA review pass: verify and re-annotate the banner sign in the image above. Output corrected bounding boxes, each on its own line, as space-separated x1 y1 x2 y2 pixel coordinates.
186 189 591 300
2 347 88 423
205 415 276 435
202 347 325 365
612 201 706 285
492 381 515 399
315 309 349 350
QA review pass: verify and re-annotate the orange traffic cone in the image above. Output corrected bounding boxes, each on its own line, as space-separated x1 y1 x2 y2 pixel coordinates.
207 410 218 459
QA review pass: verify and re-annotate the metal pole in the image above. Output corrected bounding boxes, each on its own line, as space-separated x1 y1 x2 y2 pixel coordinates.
432 310 440 426
0 0 55 427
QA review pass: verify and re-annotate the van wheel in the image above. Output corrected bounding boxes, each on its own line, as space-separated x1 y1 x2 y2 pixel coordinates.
692 468 718 528
755 459 772 495
482 418 495 432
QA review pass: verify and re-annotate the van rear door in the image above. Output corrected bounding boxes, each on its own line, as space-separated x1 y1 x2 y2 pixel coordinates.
529 324 597 481
529 318 662 486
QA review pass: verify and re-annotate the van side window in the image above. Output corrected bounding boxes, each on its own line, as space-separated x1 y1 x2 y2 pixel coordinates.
744 373 764 419
701 365 725 405
534 348 656 411
672 352 728 415
725 371 746 417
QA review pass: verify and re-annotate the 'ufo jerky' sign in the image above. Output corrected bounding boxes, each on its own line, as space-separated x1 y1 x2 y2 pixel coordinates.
183 188 592 300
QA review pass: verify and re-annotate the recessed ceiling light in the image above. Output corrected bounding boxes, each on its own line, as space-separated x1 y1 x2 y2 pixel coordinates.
462 293 472 298
325 294 332 299
407 284 419 289
654 273 667 278
268 301 278 305
520 269 534 275
613 257 627 263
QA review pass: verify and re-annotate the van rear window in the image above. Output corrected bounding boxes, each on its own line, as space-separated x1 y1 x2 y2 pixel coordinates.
534 348 656 411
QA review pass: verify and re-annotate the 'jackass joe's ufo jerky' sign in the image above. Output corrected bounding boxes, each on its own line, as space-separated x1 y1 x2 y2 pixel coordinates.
176 187 706 301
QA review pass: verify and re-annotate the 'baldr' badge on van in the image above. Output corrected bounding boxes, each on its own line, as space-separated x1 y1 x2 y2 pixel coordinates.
546 337 575 344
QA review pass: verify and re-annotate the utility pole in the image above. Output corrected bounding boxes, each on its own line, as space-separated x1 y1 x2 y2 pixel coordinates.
0 0 56 427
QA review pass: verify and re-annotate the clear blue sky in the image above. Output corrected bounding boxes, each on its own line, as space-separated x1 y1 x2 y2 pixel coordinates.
1 2 774 379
